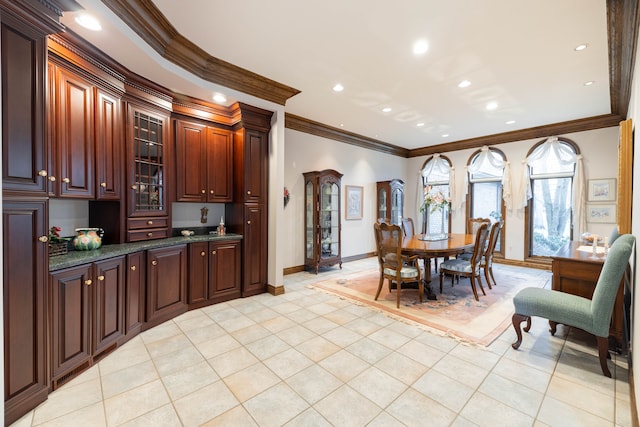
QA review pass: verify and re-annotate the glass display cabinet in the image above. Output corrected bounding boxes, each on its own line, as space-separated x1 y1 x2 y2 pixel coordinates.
304 169 343 273
376 179 404 225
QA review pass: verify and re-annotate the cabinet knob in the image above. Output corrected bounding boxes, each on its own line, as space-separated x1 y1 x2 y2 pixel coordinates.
247 190 251 195
37 169 47 177
247 220 251 225
201 189 206 194
211 250 216 255
85 279 92 286
131 185 137 190
210 190 214 194
200 251 206 257
38 235 49 243
130 265 136 271
48 176 56 182
100 182 107 188
147 232 153 237
151 260 158 266
62 177 70 183
97 275 105 281
147 220 153 225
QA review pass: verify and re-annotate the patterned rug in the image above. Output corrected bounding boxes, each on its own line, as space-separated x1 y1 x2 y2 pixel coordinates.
309 263 551 346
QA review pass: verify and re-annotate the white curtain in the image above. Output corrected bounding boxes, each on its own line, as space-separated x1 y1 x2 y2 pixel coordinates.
416 154 455 227
465 145 513 210
519 136 586 235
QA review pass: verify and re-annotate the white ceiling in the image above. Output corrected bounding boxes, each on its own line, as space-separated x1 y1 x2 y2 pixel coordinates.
61 0 611 151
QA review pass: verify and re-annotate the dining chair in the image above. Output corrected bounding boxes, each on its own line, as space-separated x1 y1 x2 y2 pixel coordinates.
459 220 503 288
439 223 489 301
511 234 635 377
402 217 415 237
374 222 423 308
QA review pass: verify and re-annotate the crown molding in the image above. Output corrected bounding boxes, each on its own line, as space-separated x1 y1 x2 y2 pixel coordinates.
100 0 301 106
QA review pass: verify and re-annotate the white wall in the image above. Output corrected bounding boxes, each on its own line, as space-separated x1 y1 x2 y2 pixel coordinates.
283 126 619 269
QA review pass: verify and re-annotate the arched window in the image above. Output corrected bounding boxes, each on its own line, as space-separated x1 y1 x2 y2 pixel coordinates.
523 137 583 257
466 147 508 253
418 155 453 235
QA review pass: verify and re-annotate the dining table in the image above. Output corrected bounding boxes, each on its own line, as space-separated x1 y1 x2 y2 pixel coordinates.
402 233 475 300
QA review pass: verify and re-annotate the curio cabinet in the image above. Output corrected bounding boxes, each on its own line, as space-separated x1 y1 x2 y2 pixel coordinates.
376 179 404 225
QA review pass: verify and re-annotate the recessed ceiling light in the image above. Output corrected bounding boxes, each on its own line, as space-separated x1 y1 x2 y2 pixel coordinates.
75 12 102 31
584 81 594 86
333 83 344 92
574 44 588 51
416 123 425 127
340 124 344 127
505 120 516 125
458 80 471 88
412 39 429 55
382 107 392 113
442 133 449 138
213 93 227 103
486 101 498 110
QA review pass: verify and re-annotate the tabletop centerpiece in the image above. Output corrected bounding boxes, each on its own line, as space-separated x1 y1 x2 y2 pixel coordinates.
420 185 451 240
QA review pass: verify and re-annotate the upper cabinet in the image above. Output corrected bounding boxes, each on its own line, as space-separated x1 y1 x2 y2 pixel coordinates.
125 101 171 241
377 179 404 225
175 118 233 203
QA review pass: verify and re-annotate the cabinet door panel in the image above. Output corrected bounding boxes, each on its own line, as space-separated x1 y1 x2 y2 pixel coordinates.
125 252 145 337
188 242 209 304
210 241 240 299
244 131 267 203
56 68 94 198
243 204 267 296
93 257 125 354
3 201 48 417
95 89 122 200
207 127 233 202
146 245 187 324
50 265 92 380
175 120 206 202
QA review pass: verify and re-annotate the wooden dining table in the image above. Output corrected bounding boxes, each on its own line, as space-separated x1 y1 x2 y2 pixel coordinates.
402 233 475 299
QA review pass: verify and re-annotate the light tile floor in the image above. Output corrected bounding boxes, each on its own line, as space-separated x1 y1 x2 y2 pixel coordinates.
12 258 632 426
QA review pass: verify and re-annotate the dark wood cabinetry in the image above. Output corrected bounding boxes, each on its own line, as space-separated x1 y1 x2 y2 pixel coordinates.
50 256 125 388
304 169 343 273
188 239 241 307
125 251 146 340
376 179 404 225
125 102 171 242
3 200 49 424
175 119 233 203
146 245 187 326
95 89 123 200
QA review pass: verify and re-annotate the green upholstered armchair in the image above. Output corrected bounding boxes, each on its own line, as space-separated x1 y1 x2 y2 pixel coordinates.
511 234 635 377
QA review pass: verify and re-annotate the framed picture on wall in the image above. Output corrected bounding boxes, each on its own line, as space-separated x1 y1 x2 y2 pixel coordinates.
345 185 363 220
587 204 617 223
588 179 616 202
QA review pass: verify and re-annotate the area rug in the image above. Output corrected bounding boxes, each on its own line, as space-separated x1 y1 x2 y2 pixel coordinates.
309 263 551 346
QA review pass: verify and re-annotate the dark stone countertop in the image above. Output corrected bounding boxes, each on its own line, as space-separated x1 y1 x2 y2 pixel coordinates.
49 233 243 271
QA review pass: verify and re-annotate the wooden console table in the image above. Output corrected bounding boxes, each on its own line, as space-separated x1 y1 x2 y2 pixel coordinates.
551 241 625 349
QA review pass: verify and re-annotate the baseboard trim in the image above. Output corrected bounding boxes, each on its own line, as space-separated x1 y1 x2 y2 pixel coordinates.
267 284 285 296
494 258 552 271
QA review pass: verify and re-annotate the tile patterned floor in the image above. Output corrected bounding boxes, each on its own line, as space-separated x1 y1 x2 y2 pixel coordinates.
12 258 632 426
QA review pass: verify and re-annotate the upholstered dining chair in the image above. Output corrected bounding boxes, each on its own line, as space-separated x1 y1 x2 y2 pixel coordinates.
459 217 491 258
459 220 503 289
439 223 489 301
511 234 635 377
402 217 415 237
374 222 423 308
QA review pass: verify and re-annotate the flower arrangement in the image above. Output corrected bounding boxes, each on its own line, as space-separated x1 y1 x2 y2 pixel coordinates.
49 226 70 243
284 187 290 207
419 185 451 213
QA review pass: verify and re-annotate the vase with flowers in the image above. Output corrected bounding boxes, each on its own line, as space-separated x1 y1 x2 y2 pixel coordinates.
48 226 70 256
420 186 451 237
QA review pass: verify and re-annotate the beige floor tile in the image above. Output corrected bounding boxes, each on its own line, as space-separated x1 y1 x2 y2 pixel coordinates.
139 321 182 345
321 325 364 347
318 349 370 382
387 388 457 427
537 395 612 427
277 324 317 346
450 341 501 369
284 408 332 426
314 384 381 426
98 338 151 377
202 405 258 427
173 311 216 332
35 402 105 427
244 382 310 426
230 323 271 345
397 338 446 367
173 380 240 426
258 315 298 333
194 333 241 359
264 347 314 379
285 364 342 405
152 345 205 377
145 333 193 358
376 351 429 385
217 314 256 333
343 317 385 336
460 392 534 427
295 335 341 362
101 360 158 399
244 334 291 360
302 316 340 334
367 411 406 426
412 369 475 413
546 375 615 421
349 367 408 408
223 362 280 402
413 329 458 353
478 372 544 417
368 326 413 350
490 356 551 393
183 322 226 344
432 354 490 389
160 360 219 400
120 404 182 427
104 379 170 426
32 378 103 425
207 346 259 378
345 336 393 364
323 307 359 325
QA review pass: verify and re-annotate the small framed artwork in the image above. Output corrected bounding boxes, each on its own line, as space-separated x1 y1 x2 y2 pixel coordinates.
345 185 363 220
588 179 616 202
587 204 617 223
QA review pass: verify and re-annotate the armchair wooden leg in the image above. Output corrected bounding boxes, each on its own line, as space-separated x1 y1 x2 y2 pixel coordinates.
374 275 384 301
484 267 492 290
597 336 612 378
549 320 558 336
511 313 531 349
489 266 497 287
469 276 480 301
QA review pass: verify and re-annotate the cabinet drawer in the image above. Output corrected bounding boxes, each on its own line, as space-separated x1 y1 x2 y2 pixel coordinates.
128 217 168 230
127 228 169 242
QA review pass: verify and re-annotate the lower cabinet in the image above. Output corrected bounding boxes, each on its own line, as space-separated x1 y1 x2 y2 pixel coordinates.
146 245 187 326
50 256 125 388
188 239 241 307
124 251 145 340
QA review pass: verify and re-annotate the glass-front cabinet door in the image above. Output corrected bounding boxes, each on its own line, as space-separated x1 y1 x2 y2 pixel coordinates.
376 179 404 225
303 169 343 273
